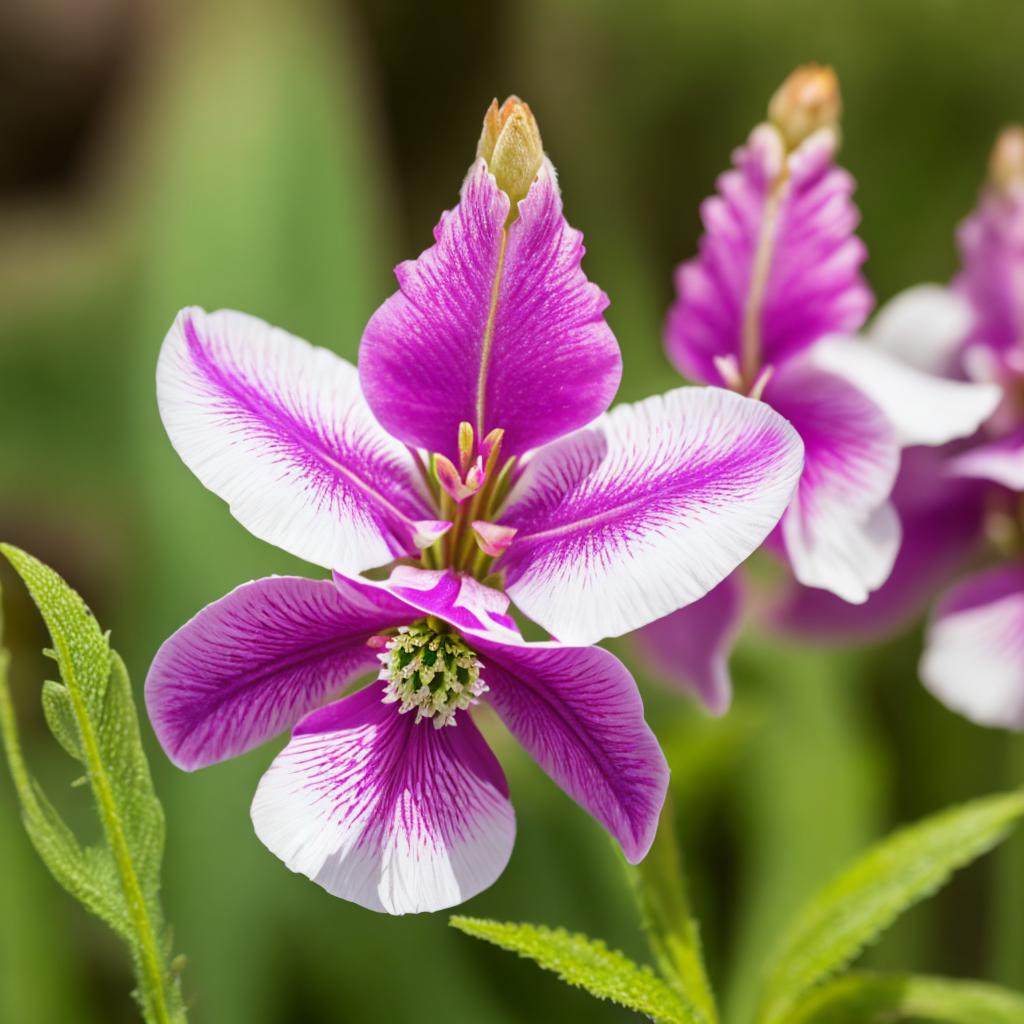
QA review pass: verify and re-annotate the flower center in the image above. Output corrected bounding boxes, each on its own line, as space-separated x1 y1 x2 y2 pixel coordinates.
378 620 486 728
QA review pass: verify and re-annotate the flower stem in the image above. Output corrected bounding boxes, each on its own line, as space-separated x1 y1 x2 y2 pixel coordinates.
625 799 718 1024
62 656 182 1023
740 167 789 389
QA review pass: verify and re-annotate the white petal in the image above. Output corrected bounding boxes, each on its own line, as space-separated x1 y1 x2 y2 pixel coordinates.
810 336 1001 447
251 684 515 914
784 500 901 604
866 284 972 374
157 307 434 572
921 568 1024 729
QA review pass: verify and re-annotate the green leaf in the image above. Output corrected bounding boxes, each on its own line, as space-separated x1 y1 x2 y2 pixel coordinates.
0 669 130 939
0 544 186 1024
450 916 694 1023
626 800 718 1023
758 789 1024 1024
786 971 1024 1023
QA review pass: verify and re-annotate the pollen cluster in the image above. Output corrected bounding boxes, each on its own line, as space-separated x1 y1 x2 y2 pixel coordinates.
378 621 487 728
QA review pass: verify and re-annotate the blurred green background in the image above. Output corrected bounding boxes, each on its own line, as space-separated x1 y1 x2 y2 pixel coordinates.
2 0 1024 1020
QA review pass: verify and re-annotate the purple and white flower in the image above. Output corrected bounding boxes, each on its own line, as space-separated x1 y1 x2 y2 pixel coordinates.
780 125 1024 730
638 67 999 712
147 98 805 912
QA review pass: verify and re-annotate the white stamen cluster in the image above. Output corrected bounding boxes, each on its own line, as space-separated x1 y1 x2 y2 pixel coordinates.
378 621 487 728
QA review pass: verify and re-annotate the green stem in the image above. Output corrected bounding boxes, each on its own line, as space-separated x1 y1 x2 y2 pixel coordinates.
54 641 182 1024
626 798 718 1024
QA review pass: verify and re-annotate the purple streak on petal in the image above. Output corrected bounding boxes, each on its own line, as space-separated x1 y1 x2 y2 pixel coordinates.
955 184 1024 359
632 572 743 715
250 683 515 914
666 126 872 385
157 308 435 572
765 360 901 602
949 429 1024 491
146 575 415 771
773 448 988 640
921 563 1024 730
477 638 667 862
497 385 803 645
359 160 621 462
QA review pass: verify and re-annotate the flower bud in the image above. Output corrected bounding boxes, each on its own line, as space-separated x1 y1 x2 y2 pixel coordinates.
989 125 1024 194
477 96 544 211
768 64 842 151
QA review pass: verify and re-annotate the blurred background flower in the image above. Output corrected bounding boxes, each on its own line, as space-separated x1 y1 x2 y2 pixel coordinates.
2 1 1024 1021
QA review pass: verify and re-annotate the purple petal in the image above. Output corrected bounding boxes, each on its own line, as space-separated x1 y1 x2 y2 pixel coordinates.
146 575 415 770
359 160 621 462
921 564 1024 729
955 184 1024 358
250 683 515 913
476 637 667 862
157 308 435 572
334 565 521 639
809 336 1000 448
773 449 988 640
666 125 872 385
631 572 743 715
949 430 1024 491
497 385 803 645
764 360 901 602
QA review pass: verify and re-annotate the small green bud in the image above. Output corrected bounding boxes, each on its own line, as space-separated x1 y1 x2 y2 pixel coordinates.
477 96 545 213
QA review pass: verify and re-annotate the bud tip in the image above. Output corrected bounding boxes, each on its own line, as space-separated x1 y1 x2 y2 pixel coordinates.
768 64 842 151
477 95 544 211
989 125 1024 193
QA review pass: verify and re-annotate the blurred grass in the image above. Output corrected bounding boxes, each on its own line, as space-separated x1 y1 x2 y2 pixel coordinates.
2 0 1024 1020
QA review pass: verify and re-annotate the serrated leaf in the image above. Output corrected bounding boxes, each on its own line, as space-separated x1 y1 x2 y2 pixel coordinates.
626 800 718 1024
0 545 186 1023
786 971 1024 1023
0 669 131 939
758 790 1024 1024
450 917 694 1023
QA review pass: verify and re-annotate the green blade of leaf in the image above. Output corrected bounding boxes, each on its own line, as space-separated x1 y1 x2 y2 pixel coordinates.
758 789 1024 1024
786 971 1024 1024
0 651 131 939
626 799 718 1024
0 544 185 1024
450 916 694 1023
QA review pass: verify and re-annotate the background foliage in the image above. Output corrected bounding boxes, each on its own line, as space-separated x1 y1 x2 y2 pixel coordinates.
2 0 1023 1020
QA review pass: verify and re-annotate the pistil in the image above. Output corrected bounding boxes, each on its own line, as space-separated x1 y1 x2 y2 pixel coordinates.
378 620 486 727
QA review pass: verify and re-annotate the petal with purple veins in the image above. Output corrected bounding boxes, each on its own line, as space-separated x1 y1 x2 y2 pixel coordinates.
497 385 803 645
251 683 515 914
764 360 901 603
359 160 621 462
157 307 436 572
666 125 872 386
474 637 667 863
146 575 416 770
921 565 1024 730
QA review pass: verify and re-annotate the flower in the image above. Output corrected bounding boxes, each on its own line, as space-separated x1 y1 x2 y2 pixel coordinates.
778 126 1024 730
147 98 805 912
637 67 998 714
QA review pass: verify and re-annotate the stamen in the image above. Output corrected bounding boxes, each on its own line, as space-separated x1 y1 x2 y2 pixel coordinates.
378 621 487 728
